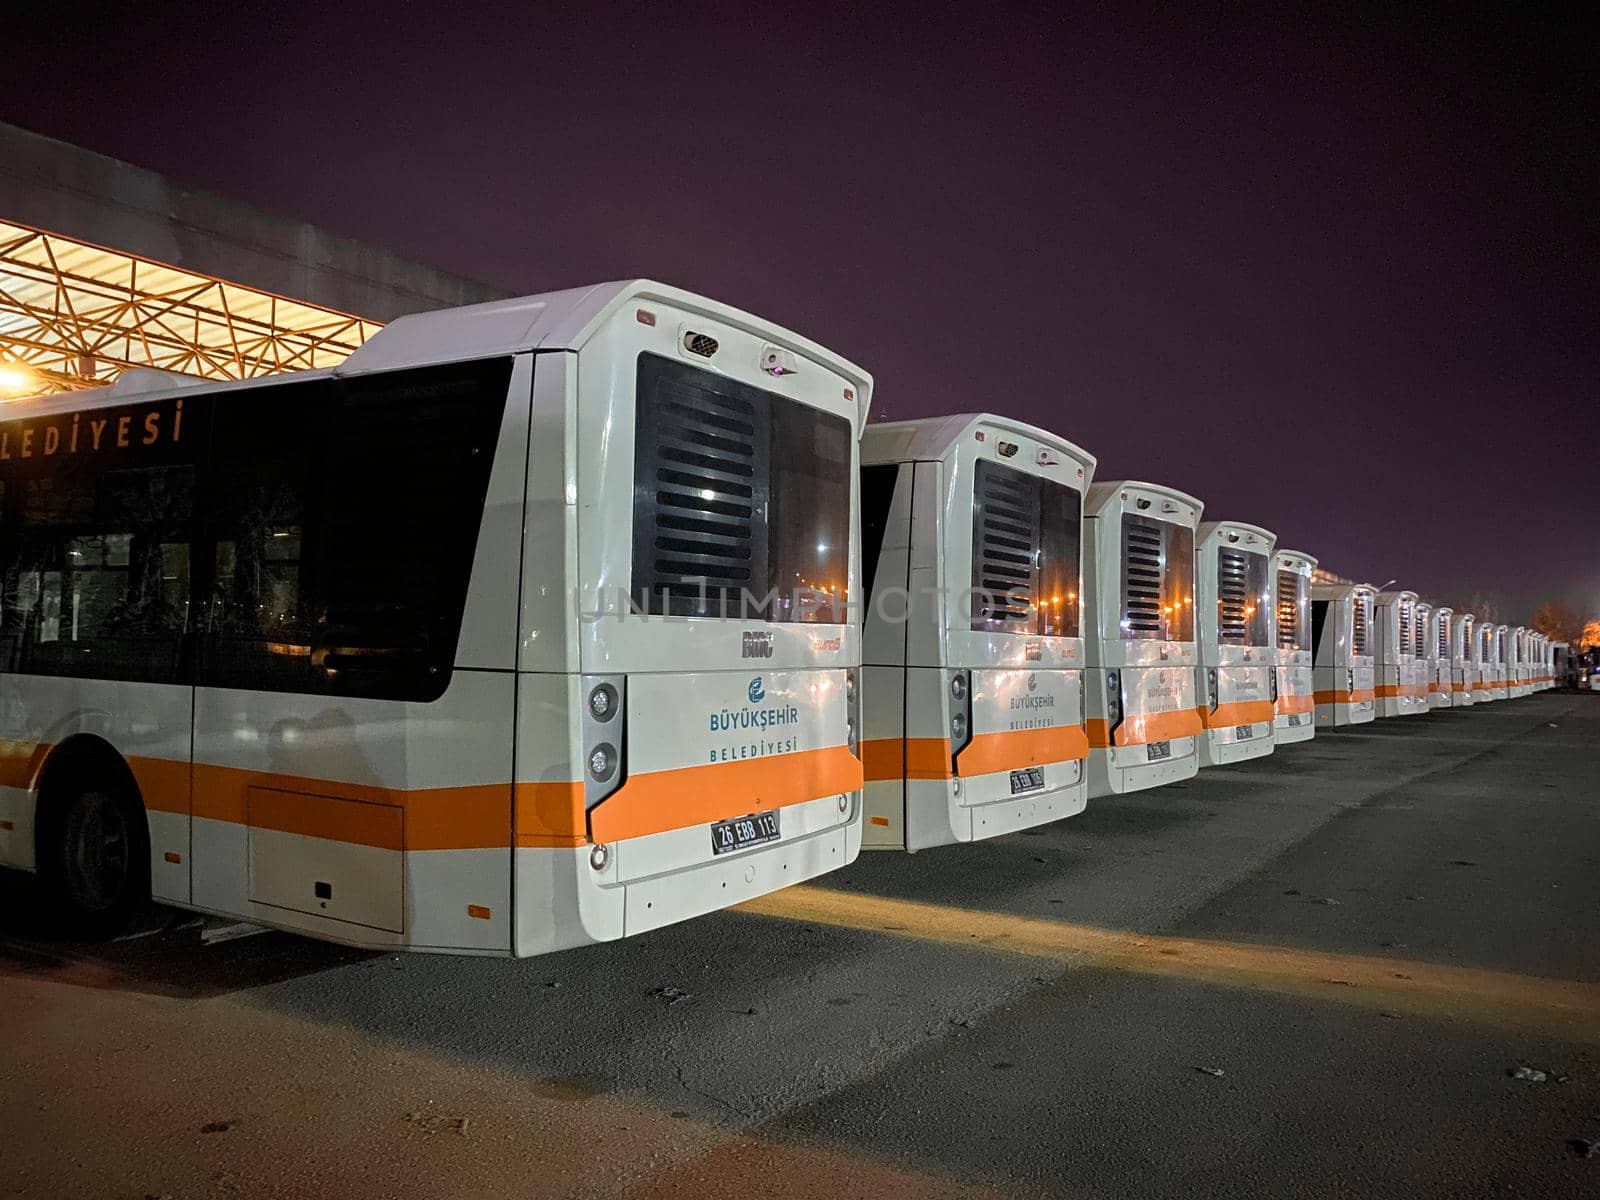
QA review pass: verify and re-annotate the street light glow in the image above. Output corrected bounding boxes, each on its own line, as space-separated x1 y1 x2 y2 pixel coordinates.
0 364 34 395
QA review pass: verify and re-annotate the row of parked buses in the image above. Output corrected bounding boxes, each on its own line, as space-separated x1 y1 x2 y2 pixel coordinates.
0 281 1560 957
1308 586 1558 725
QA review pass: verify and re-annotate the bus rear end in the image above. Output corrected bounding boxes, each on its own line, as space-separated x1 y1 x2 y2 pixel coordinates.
1084 482 1203 797
1196 522 1277 767
1313 584 1376 727
858 415 1095 850
1474 624 1498 702
1427 606 1453 709
1451 613 1477 705
1271 550 1317 744
1375 590 1424 717
512 283 870 955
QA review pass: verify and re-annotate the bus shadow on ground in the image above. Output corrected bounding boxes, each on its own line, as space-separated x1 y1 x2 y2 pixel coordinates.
0 871 369 999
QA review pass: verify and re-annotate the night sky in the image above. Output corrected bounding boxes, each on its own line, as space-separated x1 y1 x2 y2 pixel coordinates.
5 4 1594 622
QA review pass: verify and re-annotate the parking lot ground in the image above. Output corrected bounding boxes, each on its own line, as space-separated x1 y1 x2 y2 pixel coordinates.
3 694 1597 1198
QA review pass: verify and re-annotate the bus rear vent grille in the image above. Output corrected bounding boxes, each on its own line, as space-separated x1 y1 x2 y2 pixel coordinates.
1353 595 1370 655
1217 549 1251 645
647 383 756 589
1276 569 1300 649
1123 520 1164 636
1438 614 1450 657
683 332 720 358
974 464 1038 625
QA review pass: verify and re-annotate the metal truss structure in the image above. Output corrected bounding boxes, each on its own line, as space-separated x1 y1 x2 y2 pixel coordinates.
0 218 380 396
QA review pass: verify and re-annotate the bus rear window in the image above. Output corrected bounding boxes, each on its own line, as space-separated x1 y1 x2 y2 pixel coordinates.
1120 515 1194 642
1277 569 1311 652
969 459 1081 637
631 353 852 622
1217 547 1270 648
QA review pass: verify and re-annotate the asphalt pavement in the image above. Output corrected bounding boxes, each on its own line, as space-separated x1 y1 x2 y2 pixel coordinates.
4 693 1598 1199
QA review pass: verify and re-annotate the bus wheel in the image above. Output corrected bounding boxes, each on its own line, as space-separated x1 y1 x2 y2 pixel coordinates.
40 782 149 940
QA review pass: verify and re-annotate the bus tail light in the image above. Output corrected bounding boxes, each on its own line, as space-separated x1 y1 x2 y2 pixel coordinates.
845 668 860 756
581 674 627 812
949 669 973 770
1105 670 1122 730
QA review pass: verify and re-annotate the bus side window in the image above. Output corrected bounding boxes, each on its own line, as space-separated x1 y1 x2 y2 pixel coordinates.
858 463 900 602
0 410 198 685
200 359 510 702
1310 599 1330 655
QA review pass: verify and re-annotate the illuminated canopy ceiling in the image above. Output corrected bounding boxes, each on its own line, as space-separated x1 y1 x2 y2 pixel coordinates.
0 218 380 395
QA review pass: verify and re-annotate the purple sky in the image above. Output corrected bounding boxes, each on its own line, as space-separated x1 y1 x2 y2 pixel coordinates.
5 4 1595 622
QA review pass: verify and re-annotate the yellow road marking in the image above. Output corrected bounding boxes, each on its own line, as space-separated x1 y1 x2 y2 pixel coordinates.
738 886 1600 1043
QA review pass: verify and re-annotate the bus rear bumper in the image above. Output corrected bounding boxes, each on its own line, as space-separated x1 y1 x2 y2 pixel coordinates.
899 775 1087 851
1199 728 1275 767
1272 715 1316 745
513 791 860 956
1086 741 1199 798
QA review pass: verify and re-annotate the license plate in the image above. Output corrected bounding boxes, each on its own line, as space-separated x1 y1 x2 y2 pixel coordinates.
711 811 780 855
1146 740 1171 762
1235 724 1254 740
1009 766 1045 795
1286 713 1302 728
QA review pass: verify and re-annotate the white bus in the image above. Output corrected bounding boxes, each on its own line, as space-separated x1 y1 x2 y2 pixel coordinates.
1450 612 1477 706
0 280 872 952
857 415 1095 850
1374 590 1426 717
1494 624 1512 700
1194 521 1277 766
1425 605 1452 709
1510 627 1531 697
1474 622 1500 703
1270 549 1317 744
1082 482 1203 796
1312 582 1377 727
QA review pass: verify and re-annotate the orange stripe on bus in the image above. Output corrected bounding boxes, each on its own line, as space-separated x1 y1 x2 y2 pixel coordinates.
1375 683 1430 699
956 725 1089 776
861 736 955 782
904 737 954 779
1200 700 1275 729
0 739 51 791
513 780 586 848
246 786 406 850
860 737 906 783
1275 693 1315 715
1313 689 1376 705
189 764 511 852
588 745 863 845
7 738 869 852
1087 707 1204 749
128 756 191 815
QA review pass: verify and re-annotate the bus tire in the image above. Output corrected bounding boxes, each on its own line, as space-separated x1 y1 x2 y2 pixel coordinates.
36 756 150 941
